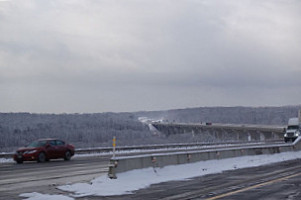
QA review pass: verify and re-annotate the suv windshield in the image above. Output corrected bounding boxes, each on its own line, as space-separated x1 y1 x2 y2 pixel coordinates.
287 125 299 130
27 140 47 147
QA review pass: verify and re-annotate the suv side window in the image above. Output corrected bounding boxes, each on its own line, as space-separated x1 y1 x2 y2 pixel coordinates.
56 140 65 146
49 140 56 146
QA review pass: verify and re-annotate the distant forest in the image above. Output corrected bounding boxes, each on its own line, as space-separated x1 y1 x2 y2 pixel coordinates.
140 106 301 125
1 106 300 152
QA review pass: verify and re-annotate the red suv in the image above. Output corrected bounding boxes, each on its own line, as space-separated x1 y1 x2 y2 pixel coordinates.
13 138 75 164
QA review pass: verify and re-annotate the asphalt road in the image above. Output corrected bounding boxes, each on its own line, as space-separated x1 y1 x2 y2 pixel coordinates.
0 156 110 200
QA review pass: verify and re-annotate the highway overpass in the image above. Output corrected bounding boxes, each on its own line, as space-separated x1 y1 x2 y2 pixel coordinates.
151 122 285 142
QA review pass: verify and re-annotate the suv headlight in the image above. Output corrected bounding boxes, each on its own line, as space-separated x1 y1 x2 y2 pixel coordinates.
296 132 300 137
284 133 288 137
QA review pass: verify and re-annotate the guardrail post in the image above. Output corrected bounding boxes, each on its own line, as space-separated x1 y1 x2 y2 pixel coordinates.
113 136 116 158
108 159 118 179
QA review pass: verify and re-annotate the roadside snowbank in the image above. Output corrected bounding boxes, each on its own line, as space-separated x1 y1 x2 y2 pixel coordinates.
0 158 13 163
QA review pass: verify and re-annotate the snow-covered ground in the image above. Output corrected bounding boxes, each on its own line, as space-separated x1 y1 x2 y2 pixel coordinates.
20 193 74 200
0 157 13 163
20 151 301 200
138 116 165 124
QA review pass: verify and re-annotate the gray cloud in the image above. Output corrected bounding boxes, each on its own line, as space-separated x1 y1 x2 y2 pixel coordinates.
0 0 301 113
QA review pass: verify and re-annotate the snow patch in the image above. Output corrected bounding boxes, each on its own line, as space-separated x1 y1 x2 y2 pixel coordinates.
20 192 74 200
138 116 165 124
0 158 13 163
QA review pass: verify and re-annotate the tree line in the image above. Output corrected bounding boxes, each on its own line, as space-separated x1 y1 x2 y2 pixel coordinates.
0 112 167 152
1 106 300 152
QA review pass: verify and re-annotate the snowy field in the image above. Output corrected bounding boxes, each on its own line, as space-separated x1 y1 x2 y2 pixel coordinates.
19 150 301 200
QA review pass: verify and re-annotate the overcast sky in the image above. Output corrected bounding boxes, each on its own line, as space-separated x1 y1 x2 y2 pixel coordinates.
0 0 300 113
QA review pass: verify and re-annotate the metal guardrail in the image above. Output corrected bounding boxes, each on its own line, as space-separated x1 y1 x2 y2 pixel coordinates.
0 142 231 159
0 141 282 159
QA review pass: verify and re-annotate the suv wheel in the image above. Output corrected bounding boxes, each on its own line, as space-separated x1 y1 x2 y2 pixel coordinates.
64 151 71 161
37 152 46 163
16 159 23 164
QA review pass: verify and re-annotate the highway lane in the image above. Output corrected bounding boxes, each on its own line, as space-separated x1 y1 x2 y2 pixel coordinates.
0 156 111 200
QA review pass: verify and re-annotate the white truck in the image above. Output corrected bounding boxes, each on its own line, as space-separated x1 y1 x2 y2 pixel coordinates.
284 113 301 142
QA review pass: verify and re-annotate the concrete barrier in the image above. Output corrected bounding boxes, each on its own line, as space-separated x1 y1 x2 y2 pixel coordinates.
108 140 300 179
